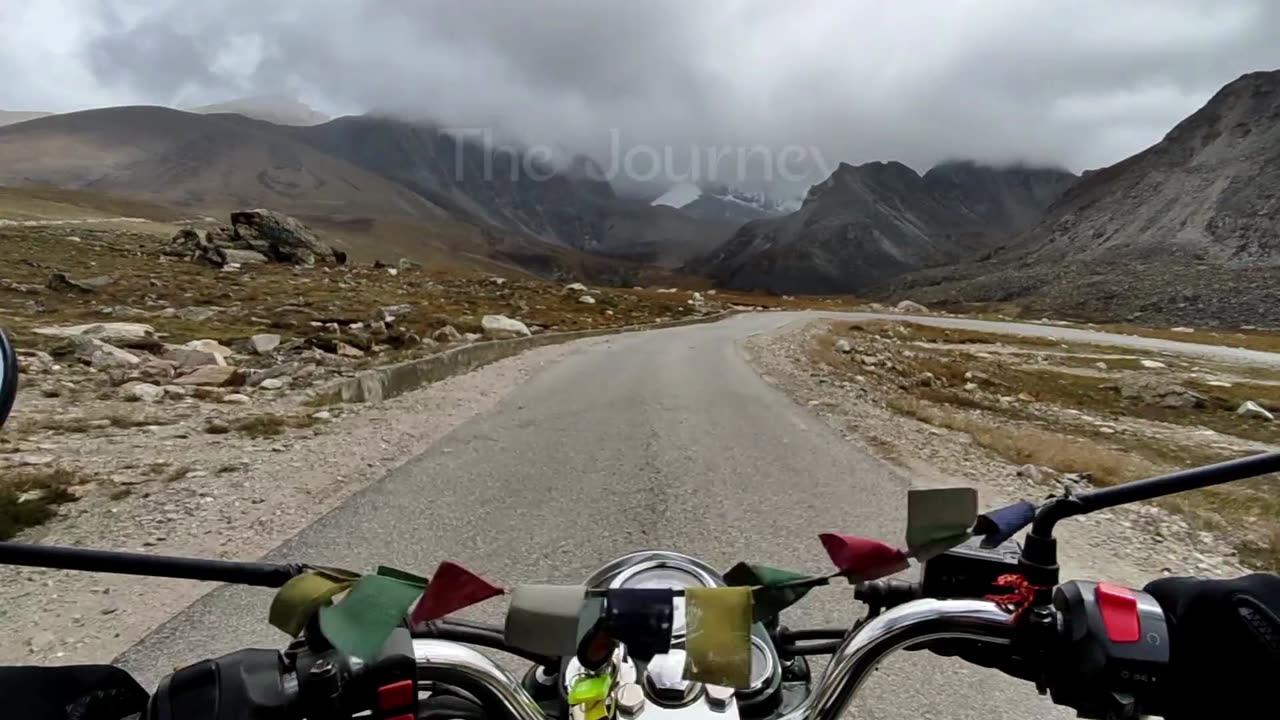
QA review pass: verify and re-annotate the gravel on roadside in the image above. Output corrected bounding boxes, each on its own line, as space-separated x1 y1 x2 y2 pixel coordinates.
0 341 580 664
741 321 1247 592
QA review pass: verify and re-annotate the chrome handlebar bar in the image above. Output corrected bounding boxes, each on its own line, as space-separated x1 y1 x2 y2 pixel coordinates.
412 599 1017 720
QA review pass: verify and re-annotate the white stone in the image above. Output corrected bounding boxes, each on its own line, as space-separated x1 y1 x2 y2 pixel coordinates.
564 282 588 292
834 339 853 354
249 334 281 354
578 295 597 305
223 393 251 405
1139 360 1167 369
1094 362 1108 370
259 378 285 390
1236 401 1275 422
895 300 929 313
311 411 333 421
1206 380 1233 388
1171 327 1195 333
481 315 532 340
184 339 234 359
129 383 164 403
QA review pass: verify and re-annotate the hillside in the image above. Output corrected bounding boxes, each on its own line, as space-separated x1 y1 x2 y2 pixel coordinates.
0 110 52 128
689 161 1075 294
893 70 1280 327
0 106 445 219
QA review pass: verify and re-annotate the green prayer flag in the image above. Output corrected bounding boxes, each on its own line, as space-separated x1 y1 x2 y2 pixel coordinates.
723 562 818 622
377 565 429 586
906 487 977 550
568 673 613 706
908 531 973 561
319 574 423 660
269 571 355 637
683 586 752 689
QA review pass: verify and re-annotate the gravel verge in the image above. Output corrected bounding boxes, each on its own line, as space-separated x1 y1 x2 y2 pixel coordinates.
0 341 579 664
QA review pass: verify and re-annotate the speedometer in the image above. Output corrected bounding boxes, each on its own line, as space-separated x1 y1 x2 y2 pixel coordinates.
611 559 716 637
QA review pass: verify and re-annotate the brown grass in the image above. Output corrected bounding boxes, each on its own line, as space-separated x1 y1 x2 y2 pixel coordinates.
1089 323 1280 354
0 467 85 539
231 413 319 438
811 323 1280 571
885 395 1159 485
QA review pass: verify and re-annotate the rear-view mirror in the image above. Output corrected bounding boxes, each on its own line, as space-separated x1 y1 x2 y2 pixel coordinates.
0 328 17 430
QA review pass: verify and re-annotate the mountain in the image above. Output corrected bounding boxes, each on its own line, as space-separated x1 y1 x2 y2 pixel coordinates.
294 115 733 266
188 95 330 126
678 185 799 225
0 110 52 128
0 106 444 218
893 70 1280 326
688 161 1075 294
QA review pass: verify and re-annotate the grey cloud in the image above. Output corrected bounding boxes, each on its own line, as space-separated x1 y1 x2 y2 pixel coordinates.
7 0 1280 192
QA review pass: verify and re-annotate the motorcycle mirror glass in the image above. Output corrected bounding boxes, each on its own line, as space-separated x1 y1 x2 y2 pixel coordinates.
0 328 17 430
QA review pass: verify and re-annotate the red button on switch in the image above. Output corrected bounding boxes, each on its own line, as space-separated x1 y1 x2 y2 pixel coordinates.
1096 583 1141 642
378 680 415 710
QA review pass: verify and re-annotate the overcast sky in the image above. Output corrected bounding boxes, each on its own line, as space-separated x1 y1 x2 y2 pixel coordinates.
3 0 1278 190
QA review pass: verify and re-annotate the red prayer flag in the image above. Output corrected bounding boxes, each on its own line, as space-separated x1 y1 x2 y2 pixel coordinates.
819 533 910 582
410 561 504 624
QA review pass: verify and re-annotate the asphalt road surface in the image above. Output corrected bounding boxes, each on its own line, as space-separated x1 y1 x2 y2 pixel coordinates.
119 312 1276 717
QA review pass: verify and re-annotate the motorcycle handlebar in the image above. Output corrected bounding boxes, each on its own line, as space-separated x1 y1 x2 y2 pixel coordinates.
411 599 1017 720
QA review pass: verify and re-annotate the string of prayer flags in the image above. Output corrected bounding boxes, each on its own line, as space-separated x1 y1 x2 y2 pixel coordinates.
723 562 824 622
318 573 424 660
603 588 673 661
818 533 910 582
505 584 590 656
905 487 977 558
682 586 753 689
410 561 504 625
973 500 1037 548
269 570 358 637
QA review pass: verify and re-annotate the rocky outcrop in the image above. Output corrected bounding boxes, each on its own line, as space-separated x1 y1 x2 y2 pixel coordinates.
689 161 1075 294
165 210 345 268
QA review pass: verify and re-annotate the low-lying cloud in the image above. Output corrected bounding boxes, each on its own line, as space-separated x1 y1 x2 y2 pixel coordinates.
4 0 1280 193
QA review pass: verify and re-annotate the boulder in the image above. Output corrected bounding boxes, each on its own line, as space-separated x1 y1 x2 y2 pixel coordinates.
564 282 588 293
1139 359 1168 370
222 393 251 405
47 272 113 293
259 378 285 391
1118 377 1207 409
834 339 853 354
164 228 229 266
123 382 164 403
335 342 365 358
33 322 154 345
184 339 234 359
578 295 597 305
249 334 282 355
222 248 269 265
432 325 463 343
1237 401 1276 422
57 336 141 369
164 347 226 369
895 300 929 313
229 210 339 266
481 315 531 340
173 365 242 387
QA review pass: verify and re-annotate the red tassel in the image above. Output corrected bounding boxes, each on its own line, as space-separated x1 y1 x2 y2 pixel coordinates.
985 574 1045 620
818 533 910 582
410 561 504 624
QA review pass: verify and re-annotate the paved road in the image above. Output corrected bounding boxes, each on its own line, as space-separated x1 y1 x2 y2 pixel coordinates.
118 312 1274 717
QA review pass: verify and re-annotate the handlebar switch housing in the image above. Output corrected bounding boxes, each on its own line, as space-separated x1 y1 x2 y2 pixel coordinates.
1049 581 1169 719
